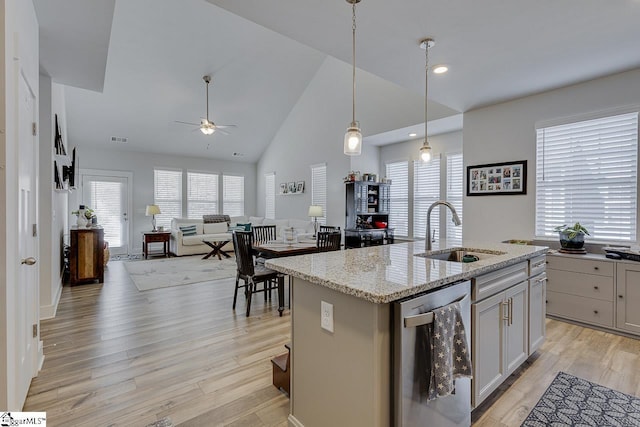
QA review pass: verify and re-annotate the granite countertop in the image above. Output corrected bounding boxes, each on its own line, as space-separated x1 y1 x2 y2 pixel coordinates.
265 241 548 304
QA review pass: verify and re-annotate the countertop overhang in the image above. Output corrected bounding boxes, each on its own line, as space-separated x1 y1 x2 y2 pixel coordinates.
266 241 548 304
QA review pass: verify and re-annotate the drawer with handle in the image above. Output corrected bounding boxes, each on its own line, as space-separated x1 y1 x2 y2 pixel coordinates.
529 255 546 277
546 255 613 277
546 269 614 301
546 290 614 327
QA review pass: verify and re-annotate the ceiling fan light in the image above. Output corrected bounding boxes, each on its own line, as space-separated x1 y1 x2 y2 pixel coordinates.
344 125 362 155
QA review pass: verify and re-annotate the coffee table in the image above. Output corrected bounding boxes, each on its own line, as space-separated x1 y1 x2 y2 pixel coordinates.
202 240 231 260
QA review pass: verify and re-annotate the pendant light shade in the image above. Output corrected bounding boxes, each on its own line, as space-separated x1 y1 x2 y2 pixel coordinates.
419 38 435 163
344 0 362 156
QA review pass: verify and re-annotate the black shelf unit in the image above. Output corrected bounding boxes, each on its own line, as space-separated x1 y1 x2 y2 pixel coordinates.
345 181 392 248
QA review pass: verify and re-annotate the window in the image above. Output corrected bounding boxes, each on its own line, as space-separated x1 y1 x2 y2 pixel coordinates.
187 171 218 219
223 175 244 216
446 153 463 245
311 164 327 225
154 168 182 229
386 161 409 236
413 158 440 240
265 172 275 219
536 111 638 242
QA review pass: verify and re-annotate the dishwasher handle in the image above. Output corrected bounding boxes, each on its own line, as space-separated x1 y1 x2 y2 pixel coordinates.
403 293 468 328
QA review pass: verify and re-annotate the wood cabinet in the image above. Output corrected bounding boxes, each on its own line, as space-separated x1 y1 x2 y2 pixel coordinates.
69 227 104 285
616 262 640 334
472 280 528 407
546 254 615 327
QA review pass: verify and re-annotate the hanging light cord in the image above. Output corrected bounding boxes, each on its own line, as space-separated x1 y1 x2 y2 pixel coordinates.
424 42 429 143
206 80 210 122
351 2 357 125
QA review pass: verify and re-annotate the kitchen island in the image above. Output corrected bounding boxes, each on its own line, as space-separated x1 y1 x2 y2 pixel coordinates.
266 241 548 427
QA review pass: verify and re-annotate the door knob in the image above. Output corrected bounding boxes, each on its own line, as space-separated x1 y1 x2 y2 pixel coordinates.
21 257 37 265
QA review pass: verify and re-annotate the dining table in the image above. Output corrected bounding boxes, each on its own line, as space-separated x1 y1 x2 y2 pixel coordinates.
252 238 319 257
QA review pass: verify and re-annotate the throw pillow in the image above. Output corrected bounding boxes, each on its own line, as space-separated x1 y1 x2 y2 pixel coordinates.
179 225 198 236
237 223 252 231
202 214 230 224
228 225 246 233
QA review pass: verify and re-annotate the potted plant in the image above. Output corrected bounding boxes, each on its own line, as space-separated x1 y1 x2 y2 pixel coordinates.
71 206 95 227
553 222 590 249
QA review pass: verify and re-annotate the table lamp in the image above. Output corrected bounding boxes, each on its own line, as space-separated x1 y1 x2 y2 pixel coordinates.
146 204 161 232
308 205 323 237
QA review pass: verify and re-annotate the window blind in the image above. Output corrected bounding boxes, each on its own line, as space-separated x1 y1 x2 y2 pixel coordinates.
154 168 182 229
536 111 638 242
386 161 409 236
446 153 463 245
311 164 327 225
187 171 218 219
265 172 275 219
223 175 244 216
86 179 124 247
413 158 440 239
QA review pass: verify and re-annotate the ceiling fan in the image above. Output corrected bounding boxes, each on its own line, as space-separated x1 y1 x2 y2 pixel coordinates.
175 75 236 135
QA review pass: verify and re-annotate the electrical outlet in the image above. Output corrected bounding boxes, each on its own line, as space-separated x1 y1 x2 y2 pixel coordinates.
321 301 334 333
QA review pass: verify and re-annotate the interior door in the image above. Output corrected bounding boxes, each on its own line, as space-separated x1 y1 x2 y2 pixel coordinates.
82 174 129 255
17 71 40 406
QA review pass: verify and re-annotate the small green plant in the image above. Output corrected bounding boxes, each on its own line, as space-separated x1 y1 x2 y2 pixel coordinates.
553 222 590 239
71 207 95 219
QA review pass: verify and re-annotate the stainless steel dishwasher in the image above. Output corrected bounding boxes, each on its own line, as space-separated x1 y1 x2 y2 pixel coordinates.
393 280 471 426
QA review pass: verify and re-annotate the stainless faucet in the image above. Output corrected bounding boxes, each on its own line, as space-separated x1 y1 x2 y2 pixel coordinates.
426 200 462 251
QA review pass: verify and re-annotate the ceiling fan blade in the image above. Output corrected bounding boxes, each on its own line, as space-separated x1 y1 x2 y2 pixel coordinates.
214 124 237 129
216 129 231 136
175 120 200 126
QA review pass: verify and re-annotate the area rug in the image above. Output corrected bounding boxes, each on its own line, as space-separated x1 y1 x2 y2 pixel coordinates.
124 255 237 291
522 371 640 426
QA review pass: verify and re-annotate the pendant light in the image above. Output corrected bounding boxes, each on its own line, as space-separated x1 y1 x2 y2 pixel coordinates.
344 0 362 156
419 38 435 162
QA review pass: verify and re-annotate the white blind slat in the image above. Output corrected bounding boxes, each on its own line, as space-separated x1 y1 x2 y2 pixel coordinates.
386 161 409 236
187 171 218 219
536 112 638 242
311 164 327 225
413 159 440 239
154 169 182 228
446 153 463 245
265 173 275 219
223 175 244 217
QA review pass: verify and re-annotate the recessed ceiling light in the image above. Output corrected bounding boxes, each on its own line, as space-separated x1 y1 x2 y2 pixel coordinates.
409 133 417 137
433 65 449 74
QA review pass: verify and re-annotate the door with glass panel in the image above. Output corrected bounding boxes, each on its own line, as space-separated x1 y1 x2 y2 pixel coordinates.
82 175 130 255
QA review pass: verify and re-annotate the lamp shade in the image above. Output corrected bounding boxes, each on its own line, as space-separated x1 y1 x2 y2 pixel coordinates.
146 204 161 216
308 205 323 218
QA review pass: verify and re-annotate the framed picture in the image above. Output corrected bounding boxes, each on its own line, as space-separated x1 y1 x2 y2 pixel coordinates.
467 160 527 196
288 181 297 193
279 182 288 194
296 181 305 193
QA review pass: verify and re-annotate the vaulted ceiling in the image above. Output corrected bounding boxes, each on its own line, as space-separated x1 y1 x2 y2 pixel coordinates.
34 0 640 162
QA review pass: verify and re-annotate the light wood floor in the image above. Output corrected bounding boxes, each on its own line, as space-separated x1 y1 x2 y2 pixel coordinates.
24 260 640 426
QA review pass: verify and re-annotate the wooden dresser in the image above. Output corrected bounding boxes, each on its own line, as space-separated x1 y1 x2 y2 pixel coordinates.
69 226 104 285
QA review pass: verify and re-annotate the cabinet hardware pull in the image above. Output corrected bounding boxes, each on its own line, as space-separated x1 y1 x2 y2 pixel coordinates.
594 286 599 290
619 295 624 299
502 301 509 322
509 297 513 326
594 310 599 314
594 267 599 270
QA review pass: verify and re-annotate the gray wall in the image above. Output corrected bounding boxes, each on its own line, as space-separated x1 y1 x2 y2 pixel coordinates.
463 68 640 243
256 56 427 228
76 148 256 254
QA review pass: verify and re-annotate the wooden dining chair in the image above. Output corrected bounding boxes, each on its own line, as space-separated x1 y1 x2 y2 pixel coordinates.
252 225 277 245
232 231 284 317
319 225 341 233
316 231 342 252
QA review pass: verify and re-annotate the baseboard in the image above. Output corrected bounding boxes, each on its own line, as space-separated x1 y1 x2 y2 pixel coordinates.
40 277 63 320
37 340 45 372
288 414 304 427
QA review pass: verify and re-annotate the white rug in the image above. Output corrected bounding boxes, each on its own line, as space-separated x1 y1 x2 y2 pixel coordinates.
124 255 237 291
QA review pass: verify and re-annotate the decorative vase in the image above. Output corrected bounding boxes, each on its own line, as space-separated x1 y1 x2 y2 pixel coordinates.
559 231 585 249
76 214 87 228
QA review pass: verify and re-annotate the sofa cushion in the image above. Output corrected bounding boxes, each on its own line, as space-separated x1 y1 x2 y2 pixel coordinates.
229 216 248 225
182 235 205 246
179 225 198 236
203 222 228 234
289 219 314 234
263 218 289 235
172 218 204 234
248 216 265 225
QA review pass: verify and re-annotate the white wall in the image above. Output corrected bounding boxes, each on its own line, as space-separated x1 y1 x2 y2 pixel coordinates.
1 0 40 410
463 68 640 242
256 56 426 228
38 77 67 319
76 148 257 253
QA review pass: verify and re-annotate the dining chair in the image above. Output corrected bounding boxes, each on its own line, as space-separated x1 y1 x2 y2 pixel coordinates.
252 225 277 245
232 231 284 317
316 231 342 252
319 225 341 233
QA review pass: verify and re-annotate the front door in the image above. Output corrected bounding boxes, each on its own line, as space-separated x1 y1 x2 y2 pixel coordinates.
17 71 40 407
81 173 130 255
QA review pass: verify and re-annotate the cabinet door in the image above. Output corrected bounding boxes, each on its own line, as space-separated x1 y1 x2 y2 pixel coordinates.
616 262 640 334
472 291 506 408
528 274 546 355
505 281 528 375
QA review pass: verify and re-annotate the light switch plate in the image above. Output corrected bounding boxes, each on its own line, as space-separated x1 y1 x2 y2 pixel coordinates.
321 301 334 333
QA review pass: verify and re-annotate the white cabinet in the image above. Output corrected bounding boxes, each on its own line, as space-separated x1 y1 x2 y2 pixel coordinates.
528 273 547 355
616 262 640 334
546 254 615 327
472 280 528 407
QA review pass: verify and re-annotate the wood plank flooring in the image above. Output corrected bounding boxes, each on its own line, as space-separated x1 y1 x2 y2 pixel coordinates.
24 259 640 426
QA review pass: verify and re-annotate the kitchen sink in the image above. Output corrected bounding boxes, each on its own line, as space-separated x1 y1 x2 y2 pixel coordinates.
415 248 506 263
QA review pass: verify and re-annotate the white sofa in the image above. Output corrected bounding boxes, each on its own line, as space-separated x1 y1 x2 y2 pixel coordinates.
169 215 315 257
